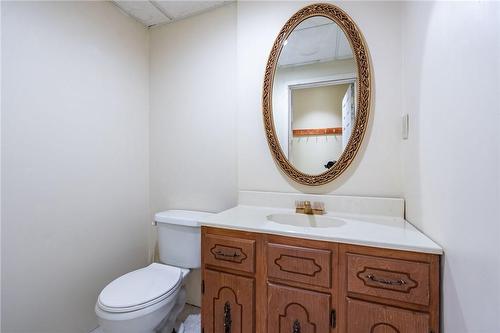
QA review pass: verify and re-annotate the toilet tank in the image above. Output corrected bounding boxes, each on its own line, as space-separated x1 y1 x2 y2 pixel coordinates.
154 210 213 268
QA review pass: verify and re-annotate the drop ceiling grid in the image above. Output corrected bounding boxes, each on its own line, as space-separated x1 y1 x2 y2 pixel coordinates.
112 1 232 28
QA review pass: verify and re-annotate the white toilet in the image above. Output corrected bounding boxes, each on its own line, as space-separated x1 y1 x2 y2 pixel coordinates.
95 210 212 333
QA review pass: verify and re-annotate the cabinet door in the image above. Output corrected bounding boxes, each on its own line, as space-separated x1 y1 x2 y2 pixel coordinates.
202 269 254 333
268 283 331 333
347 298 429 333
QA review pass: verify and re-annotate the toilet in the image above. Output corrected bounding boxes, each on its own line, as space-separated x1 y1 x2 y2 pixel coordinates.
95 210 213 333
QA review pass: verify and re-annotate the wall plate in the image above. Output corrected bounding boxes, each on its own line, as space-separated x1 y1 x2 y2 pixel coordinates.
402 113 409 140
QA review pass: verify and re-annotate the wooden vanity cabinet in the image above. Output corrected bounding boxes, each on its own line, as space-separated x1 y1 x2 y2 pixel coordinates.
201 227 440 333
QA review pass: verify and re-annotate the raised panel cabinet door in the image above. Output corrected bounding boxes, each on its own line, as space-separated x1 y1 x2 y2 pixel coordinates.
346 298 429 333
202 269 254 333
268 283 331 333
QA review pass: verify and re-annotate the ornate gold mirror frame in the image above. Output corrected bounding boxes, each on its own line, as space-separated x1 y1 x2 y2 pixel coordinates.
262 3 372 186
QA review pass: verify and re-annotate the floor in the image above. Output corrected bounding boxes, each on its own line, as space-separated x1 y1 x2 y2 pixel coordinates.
176 304 201 330
90 304 201 333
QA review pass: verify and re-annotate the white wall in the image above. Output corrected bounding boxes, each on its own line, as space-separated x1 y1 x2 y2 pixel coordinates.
149 4 238 306
1 2 149 332
237 1 403 195
401 2 500 332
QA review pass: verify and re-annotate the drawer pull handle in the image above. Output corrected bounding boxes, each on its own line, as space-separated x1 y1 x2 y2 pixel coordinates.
215 250 240 258
224 301 232 333
366 274 407 286
293 320 301 333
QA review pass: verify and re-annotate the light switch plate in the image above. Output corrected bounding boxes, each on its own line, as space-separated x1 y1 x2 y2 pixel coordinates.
402 113 409 140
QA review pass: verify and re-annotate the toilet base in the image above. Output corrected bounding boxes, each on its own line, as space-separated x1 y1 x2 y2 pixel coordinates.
158 288 186 333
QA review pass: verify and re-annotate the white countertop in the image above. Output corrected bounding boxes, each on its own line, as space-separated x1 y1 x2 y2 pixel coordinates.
201 205 443 255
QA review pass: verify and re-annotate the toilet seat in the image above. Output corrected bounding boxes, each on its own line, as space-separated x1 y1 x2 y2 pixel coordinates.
97 263 182 313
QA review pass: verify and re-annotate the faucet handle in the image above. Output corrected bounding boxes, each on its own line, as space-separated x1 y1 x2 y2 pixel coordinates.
295 200 308 214
312 201 325 214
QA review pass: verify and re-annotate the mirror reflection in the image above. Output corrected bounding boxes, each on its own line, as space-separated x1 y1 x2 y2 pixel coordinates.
272 16 357 175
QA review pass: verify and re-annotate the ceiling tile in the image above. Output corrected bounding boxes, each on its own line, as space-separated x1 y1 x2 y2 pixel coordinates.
278 19 353 67
153 1 227 20
113 1 171 27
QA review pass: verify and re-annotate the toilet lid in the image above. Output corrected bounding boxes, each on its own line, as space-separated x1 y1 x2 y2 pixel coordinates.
98 263 182 312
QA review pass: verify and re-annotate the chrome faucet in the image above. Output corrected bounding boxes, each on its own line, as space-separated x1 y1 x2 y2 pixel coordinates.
295 201 325 215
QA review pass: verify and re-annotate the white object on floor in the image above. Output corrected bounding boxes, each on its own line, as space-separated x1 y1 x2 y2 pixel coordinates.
178 314 201 333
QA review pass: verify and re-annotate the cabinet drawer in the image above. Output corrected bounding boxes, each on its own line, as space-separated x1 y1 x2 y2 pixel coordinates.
347 253 430 306
203 233 255 273
347 298 429 333
267 242 332 288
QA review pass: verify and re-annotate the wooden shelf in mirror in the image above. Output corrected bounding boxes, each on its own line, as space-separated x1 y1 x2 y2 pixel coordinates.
293 127 343 136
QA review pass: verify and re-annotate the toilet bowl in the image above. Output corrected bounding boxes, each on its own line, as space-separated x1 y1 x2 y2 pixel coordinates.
95 210 213 333
96 263 188 333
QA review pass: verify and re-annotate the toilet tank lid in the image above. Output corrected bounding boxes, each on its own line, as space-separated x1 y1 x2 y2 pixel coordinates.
154 210 213 227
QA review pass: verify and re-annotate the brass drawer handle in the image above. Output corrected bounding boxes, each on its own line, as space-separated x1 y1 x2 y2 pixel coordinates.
366 274 407 286
215 250 240 258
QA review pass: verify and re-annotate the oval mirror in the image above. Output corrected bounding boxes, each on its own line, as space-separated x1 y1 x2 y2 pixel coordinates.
263 4 371 186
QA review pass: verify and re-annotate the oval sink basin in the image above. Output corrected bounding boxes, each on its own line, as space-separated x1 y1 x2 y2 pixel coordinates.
267 213 346 228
